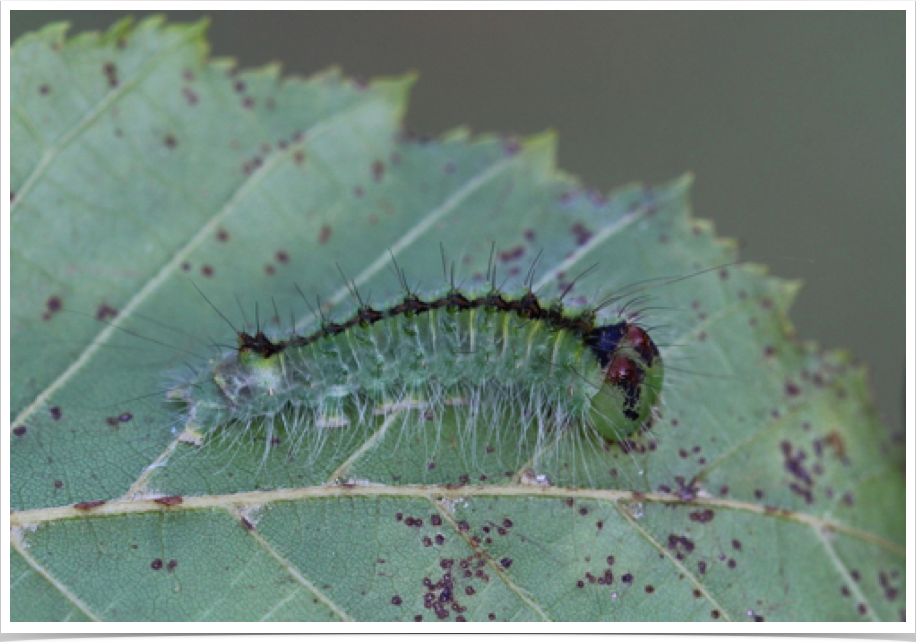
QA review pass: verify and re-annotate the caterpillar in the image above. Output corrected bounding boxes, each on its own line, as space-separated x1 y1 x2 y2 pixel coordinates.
165 251 667 475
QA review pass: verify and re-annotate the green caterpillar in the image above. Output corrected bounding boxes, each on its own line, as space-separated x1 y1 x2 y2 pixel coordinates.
170 278 664 461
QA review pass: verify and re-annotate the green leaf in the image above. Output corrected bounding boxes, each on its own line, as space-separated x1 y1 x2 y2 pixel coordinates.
10 18 905 623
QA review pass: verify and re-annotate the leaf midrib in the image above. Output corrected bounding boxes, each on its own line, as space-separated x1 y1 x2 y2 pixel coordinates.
10 484 905 558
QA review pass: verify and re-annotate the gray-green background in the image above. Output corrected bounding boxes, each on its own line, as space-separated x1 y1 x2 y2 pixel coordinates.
11 11 904 434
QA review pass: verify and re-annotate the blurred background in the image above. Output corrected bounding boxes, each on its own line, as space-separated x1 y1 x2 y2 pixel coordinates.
11 11 905 433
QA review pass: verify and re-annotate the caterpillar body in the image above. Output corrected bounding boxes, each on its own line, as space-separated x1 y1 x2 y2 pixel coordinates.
169 276 665 466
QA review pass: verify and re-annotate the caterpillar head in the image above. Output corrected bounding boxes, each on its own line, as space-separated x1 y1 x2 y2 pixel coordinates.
585 323 664 441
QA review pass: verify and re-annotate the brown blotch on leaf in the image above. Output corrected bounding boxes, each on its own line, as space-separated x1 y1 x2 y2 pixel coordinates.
74 500 106 510
182 86 199 105
689 509 715 523
104 63 118 87
318 225 332 244
154 495 183 507
372 160 385 182
96 304 118 321
43 296 63 321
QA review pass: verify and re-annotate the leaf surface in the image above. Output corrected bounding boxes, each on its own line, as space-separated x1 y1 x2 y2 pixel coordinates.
9 19 905 623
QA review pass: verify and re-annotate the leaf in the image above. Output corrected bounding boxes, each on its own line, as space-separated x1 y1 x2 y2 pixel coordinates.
9 18 905 623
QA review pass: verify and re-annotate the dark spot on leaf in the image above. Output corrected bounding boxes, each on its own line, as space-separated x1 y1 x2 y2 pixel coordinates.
96 304 118 321
216 229 229 242
689 509 715 523
697 561 707 575
39 84 50 95
693 589 702 598
571 222 593 246
201 265 214 277
727 559 737 569
499 558 512 569
785 380 801 396
182 86 199 105
74 500 105 510
391 595 402 605
49 407 62 420
167 560 178 572
711 609 720 619
104 63 118 87
181 262 191 272
151 559 163 570
645 585 655 594
318 225 332 244
54 480 63 488
276 250 289 264
372 160 384 182
667 534 695 556
164 135 177 149
43 296 62 321
154 495 183 506
622 574 633 584
265 265 276 276
499 246 525 262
